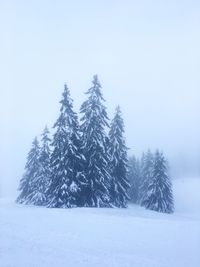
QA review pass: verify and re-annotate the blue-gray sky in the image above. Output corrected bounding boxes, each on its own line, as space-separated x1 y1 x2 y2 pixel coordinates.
1 0 200 196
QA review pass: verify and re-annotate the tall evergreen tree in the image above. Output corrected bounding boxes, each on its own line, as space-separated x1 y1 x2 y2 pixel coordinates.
80 75 111 207
143 150 174 213
26 126 51 205
16 137 40 204
139 150 154 206
47 84 86 208
108 106 130 207
128 156 141 203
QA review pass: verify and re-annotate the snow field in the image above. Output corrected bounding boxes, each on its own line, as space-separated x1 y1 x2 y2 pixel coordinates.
0 178 200 267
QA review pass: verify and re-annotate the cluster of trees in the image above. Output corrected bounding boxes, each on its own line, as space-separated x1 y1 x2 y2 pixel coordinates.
128 150 174 213
17 75 130 208
17 75 174 213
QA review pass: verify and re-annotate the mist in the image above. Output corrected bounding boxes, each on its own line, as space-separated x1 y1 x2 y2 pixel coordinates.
1 0 200 197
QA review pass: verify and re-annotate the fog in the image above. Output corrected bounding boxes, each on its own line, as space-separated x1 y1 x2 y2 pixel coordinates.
1 0 200 197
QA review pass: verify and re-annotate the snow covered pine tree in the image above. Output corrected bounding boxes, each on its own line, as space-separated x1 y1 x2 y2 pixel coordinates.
143 150 174 213
16 137 41 204
108 106 130 207
80 75 111 207
139 150 154 206
29 126 51 205
128 155 141 203
47 84 87 208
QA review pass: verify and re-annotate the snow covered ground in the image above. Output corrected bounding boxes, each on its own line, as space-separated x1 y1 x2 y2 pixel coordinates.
1 178 200 267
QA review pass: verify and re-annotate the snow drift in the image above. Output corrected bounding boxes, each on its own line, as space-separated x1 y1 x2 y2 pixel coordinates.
0 178 200 267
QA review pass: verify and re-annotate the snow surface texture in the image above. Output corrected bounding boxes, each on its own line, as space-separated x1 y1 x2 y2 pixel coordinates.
1 178 200 267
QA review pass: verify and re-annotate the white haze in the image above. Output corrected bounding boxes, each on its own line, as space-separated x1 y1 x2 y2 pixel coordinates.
0 0 200 197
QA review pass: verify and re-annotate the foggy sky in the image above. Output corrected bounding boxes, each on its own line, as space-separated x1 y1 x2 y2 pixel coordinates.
1 0 200 197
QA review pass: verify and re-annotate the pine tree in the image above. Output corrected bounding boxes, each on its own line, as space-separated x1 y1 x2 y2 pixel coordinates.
26 126 51 205
80 75 111 207
128 156 141 203
143 150 174 213
108 106 130 207
40 126 51 199
16 137 41 204
47 84 86 208
139 150 154 206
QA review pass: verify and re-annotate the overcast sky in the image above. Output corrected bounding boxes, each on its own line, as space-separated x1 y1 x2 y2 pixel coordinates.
1 0 200 196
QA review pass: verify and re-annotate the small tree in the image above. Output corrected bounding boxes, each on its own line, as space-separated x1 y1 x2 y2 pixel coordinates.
26 126 51 205
128 156 141 203
16 137 40 204
108 106 130 207
142 150 174 213
39 126 51 202
80 75 111 207
139 150 154 206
